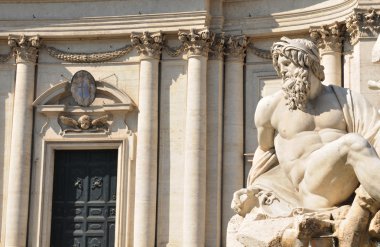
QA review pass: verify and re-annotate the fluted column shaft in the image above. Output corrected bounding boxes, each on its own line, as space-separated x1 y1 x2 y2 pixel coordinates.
180 29 213 247
132 32 162 247
5 35 40 247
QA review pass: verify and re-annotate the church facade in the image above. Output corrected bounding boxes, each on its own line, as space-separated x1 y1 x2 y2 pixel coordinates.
0 0 379 246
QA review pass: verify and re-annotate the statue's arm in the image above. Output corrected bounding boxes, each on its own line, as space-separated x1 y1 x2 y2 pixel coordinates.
254 96 276 152
231 95 278 216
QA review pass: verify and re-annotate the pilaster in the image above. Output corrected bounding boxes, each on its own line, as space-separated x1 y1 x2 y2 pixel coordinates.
222 35 247 246
205 33 224 247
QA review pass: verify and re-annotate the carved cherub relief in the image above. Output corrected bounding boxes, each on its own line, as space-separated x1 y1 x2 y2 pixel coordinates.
59 114 109 133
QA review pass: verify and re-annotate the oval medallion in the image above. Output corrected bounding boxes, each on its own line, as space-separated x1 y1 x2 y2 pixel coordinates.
71 70 96 107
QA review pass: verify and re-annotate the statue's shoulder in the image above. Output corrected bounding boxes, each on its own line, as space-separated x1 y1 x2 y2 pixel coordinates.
255 91 282 123
257 91 282 111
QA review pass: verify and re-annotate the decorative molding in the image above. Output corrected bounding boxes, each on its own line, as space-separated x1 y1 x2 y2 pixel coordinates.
224 35 247 62
247 42 272 60
346 8 380 45
46 44 133 63
209 33 225 60
131 31 163 59
8 34 40 63
310 22 346 53
178 28 214 57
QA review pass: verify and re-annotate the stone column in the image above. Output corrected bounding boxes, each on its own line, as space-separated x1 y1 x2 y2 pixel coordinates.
132 31 163 247
205 35 224 246
310 22 345 86
179 29 214 247
5 35 40 247
222 35 247 246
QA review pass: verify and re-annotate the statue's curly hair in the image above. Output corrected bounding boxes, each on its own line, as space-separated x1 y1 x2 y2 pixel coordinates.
271 37 325 82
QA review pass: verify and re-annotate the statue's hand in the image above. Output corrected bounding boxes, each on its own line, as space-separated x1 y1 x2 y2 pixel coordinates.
231 187 256 217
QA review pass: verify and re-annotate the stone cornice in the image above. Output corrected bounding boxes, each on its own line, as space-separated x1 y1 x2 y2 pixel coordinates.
8 35 41 63
346 8 380 45
131 31 163 60
179 28 214 57
225 0 356 37
224 35 247 62
310 22 346 53
0 11 208 39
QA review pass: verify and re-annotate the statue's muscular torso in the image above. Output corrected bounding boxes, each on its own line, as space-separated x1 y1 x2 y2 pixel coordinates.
256 86 357 206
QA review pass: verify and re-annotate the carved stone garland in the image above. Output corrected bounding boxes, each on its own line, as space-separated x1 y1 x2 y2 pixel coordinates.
46 44 134 63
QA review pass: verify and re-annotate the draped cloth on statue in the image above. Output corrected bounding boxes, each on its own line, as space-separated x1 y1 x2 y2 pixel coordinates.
245 85 380 217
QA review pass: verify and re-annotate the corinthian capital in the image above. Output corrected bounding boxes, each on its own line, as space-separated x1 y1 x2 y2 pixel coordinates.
224 35 247 62
310 22 345 53
131 31 164 59
345 8 380 45
178 28 214 57
209 33 225 60
8 35 41 63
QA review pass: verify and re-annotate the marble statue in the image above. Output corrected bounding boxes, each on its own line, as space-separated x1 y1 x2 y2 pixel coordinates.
229 37 380 246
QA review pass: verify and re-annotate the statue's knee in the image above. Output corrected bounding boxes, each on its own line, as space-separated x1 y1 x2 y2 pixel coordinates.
343 133 369 151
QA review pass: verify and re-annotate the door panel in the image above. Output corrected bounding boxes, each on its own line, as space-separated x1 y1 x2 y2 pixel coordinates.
51 150 118 247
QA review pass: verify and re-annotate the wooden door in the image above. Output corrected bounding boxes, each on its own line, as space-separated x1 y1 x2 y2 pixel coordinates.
50 150 118 247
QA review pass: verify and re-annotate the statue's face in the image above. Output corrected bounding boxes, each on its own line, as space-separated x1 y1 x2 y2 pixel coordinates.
78 115 91 130
80 120 90 130
277 54 311 111
278 55 298 85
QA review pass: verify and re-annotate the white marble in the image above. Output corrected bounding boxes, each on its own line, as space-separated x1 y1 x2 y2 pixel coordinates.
230 37 380 246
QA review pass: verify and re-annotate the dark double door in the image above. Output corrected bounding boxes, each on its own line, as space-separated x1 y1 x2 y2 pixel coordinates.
51 150 118 247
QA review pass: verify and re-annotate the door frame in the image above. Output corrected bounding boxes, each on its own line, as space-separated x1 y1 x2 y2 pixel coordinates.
29 139 134 247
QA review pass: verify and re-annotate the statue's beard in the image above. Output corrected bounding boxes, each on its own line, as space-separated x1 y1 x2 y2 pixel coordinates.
282 68 311 111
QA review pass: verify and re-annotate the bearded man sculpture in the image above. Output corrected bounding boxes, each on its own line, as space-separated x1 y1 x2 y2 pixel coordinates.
229 37 380 246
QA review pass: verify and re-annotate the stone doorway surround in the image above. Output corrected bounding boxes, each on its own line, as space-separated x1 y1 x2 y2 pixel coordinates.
28 77 136 247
